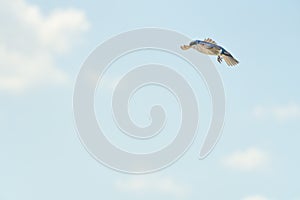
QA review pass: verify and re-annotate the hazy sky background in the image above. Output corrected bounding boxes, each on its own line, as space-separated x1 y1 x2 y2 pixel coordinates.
1 0 300 200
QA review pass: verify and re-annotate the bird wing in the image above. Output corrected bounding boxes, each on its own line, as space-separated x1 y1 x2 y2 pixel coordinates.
204 38 217 44
221 50 239 66
180 45 192 50
194 44 216 55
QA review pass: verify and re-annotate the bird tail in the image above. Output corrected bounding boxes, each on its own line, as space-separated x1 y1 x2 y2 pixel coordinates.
221 50 239 66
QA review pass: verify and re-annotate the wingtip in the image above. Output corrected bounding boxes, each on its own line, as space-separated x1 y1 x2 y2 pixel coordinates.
180 45 191 50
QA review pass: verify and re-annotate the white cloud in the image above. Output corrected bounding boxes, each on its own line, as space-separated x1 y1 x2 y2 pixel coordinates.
223 147 269 171
242 195 269 200
253 103 300 121
0 0 90 93
115 176 190 198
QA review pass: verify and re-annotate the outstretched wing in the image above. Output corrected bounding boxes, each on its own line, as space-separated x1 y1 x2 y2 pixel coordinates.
204 38 217 44
180 45 192 50
221 50 239 66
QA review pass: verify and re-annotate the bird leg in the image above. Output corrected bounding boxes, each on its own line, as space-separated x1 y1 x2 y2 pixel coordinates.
180 45 191 50
217 55 223 63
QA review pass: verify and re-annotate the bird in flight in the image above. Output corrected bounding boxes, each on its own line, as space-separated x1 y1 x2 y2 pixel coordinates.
181 38 239 66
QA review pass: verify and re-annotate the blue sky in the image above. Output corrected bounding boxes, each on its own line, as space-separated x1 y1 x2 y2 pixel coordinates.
1 0 300 200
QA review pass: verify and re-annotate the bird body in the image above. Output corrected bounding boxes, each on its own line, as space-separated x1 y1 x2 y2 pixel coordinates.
181 38 239 66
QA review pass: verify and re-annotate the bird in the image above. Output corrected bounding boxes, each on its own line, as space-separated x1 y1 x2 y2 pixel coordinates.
181 38 239 66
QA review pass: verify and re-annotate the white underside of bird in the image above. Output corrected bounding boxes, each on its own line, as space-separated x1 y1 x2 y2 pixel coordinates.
181 38 239 66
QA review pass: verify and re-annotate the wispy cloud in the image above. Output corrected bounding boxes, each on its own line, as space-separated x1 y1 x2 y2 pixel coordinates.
242 195 269 200
0 0 90 93
222 147 269 171
253 103 300 121
115 176 190 198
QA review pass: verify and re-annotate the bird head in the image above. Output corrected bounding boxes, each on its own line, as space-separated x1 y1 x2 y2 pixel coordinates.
189 40 197 46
